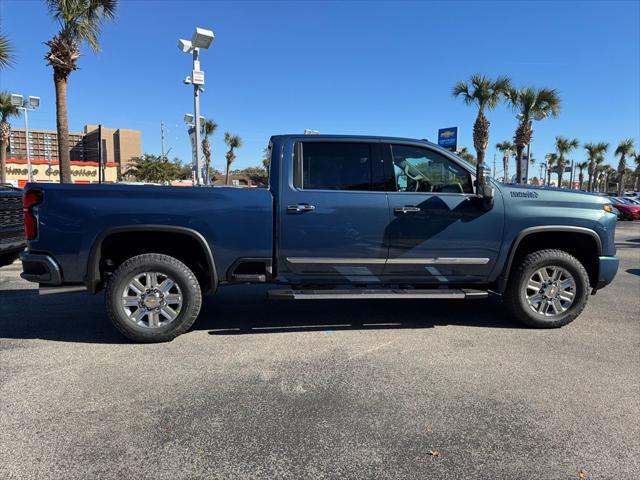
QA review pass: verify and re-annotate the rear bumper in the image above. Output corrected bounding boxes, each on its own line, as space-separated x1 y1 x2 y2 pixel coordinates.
596 255 619 289
20 252 62 285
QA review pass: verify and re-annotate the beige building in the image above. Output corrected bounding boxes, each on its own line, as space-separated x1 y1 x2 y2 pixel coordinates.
83 125 142 172
7 125 142 172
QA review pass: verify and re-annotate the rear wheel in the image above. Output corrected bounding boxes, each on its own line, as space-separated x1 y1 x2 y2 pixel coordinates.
505 249 590 328
106 253 202 342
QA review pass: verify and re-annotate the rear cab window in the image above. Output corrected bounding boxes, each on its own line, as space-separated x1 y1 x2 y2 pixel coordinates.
293 141 387 191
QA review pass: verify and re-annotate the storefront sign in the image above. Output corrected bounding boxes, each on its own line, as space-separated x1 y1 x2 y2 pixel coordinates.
3 158 118 187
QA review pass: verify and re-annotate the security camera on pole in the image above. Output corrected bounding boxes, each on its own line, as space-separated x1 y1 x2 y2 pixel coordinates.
178 27 215 186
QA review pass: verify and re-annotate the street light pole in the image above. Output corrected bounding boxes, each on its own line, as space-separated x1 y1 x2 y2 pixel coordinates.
192 49 203 185
10 94 40 183
178 27 214 187
23 106 32 182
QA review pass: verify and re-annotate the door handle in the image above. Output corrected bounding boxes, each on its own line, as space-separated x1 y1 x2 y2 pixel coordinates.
287 203 316 213
394 206 421 214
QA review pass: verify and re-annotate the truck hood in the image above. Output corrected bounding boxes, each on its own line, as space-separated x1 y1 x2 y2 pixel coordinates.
497 183 609 206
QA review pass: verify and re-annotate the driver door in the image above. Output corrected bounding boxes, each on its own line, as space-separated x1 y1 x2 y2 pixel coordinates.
382 143 504 282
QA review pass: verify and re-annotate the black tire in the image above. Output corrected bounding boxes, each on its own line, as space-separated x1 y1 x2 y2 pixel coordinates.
106 253 202 342
0 250 22 267
505 249 590 328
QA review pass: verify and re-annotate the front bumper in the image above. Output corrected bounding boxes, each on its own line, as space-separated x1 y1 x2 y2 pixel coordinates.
20 252 62 285
596 255 619 289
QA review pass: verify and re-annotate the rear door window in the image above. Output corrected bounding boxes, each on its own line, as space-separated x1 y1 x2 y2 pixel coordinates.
294 142 373 191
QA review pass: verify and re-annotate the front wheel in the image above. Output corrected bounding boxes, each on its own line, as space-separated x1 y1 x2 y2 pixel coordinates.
505 249 590 328
106 253 202 342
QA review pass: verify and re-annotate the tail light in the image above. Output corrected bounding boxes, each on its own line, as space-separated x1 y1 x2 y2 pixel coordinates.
23 189 43 240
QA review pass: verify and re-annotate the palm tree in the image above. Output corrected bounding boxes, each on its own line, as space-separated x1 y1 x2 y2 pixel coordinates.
456 147 476 164
554 136 579 188
223 132 242 185
614 139 635 196
545 153 558 186
584 142 608 191
602 165 616 193
576 161 588 190
0 32 15 69
45 0 117 183
632 152 640 191
453 74 511 188
200 118 218 185
0 93 21 184
495 141 514 183
508 87 561 183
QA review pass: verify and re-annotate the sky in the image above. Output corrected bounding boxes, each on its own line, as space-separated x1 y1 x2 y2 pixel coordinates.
1 0 639 178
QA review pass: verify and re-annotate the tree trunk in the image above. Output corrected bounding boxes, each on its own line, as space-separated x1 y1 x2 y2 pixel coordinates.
502 154 509 183
54 71 71 183
225 160 230 185
515 147 525 184
0 138 7 184
578 172 584 190
558 167 564 188
473 112 489 191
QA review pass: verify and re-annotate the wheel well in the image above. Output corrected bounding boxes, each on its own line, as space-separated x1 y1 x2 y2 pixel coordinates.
507 231 599 287
95 230 214 292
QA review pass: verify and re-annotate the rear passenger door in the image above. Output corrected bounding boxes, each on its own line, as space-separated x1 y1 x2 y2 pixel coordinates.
277 140 390 282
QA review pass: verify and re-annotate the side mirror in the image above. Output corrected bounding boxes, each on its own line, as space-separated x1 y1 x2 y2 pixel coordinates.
476 162 494 211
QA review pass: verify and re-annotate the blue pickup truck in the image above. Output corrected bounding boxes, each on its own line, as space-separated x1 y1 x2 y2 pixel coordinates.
20 135 619 342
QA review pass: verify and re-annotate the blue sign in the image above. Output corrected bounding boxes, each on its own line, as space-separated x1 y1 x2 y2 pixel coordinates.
438 127 458 151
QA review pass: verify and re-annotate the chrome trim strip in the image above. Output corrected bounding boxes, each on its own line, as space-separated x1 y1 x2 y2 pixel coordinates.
388 257 490 265
286 257 490 265
286 257 386 264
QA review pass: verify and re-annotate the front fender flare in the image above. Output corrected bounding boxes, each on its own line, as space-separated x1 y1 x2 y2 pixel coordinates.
498 225 602 292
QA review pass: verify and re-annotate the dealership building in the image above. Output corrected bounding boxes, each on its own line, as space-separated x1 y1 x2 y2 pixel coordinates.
4 125 142 187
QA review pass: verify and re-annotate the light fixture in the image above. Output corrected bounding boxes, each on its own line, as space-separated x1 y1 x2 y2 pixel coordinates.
191 28 214 49
28 96 40 108
177 39 193 53
10 94 23 107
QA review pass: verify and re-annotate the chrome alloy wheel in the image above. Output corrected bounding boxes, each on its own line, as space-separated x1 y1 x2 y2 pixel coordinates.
121 272 183 328
525 266 576 317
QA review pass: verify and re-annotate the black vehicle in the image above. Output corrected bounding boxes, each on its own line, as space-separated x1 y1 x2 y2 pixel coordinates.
0 184 26 266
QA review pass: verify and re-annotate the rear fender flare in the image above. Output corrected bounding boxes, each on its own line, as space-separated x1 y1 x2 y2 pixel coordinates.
86 225 218 293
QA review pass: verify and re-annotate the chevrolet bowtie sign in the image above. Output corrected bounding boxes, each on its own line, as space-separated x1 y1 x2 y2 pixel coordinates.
437 127 458 151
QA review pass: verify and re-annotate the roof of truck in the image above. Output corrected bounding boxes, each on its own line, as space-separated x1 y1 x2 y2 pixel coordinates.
270 133 436 145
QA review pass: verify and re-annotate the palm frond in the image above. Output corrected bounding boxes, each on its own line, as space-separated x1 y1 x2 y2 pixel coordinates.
0 33 15 69
614 138 635 157
201 119 218 137
0 92 21 122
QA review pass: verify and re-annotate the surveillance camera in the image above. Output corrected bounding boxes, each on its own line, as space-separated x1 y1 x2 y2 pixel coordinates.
177 39 193 53
183 76 192 84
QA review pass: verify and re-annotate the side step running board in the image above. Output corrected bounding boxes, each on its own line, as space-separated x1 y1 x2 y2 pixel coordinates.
268 288 488 300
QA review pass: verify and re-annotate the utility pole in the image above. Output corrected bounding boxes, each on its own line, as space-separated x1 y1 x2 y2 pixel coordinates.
98 124 103 183
539 163 544 185
161 121 166 159
492 153 496 179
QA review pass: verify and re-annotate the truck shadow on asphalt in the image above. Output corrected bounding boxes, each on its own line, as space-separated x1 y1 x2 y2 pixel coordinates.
0 285 521 343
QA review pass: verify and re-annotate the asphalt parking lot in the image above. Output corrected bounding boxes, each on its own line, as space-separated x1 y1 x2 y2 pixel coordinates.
1 223 638 479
